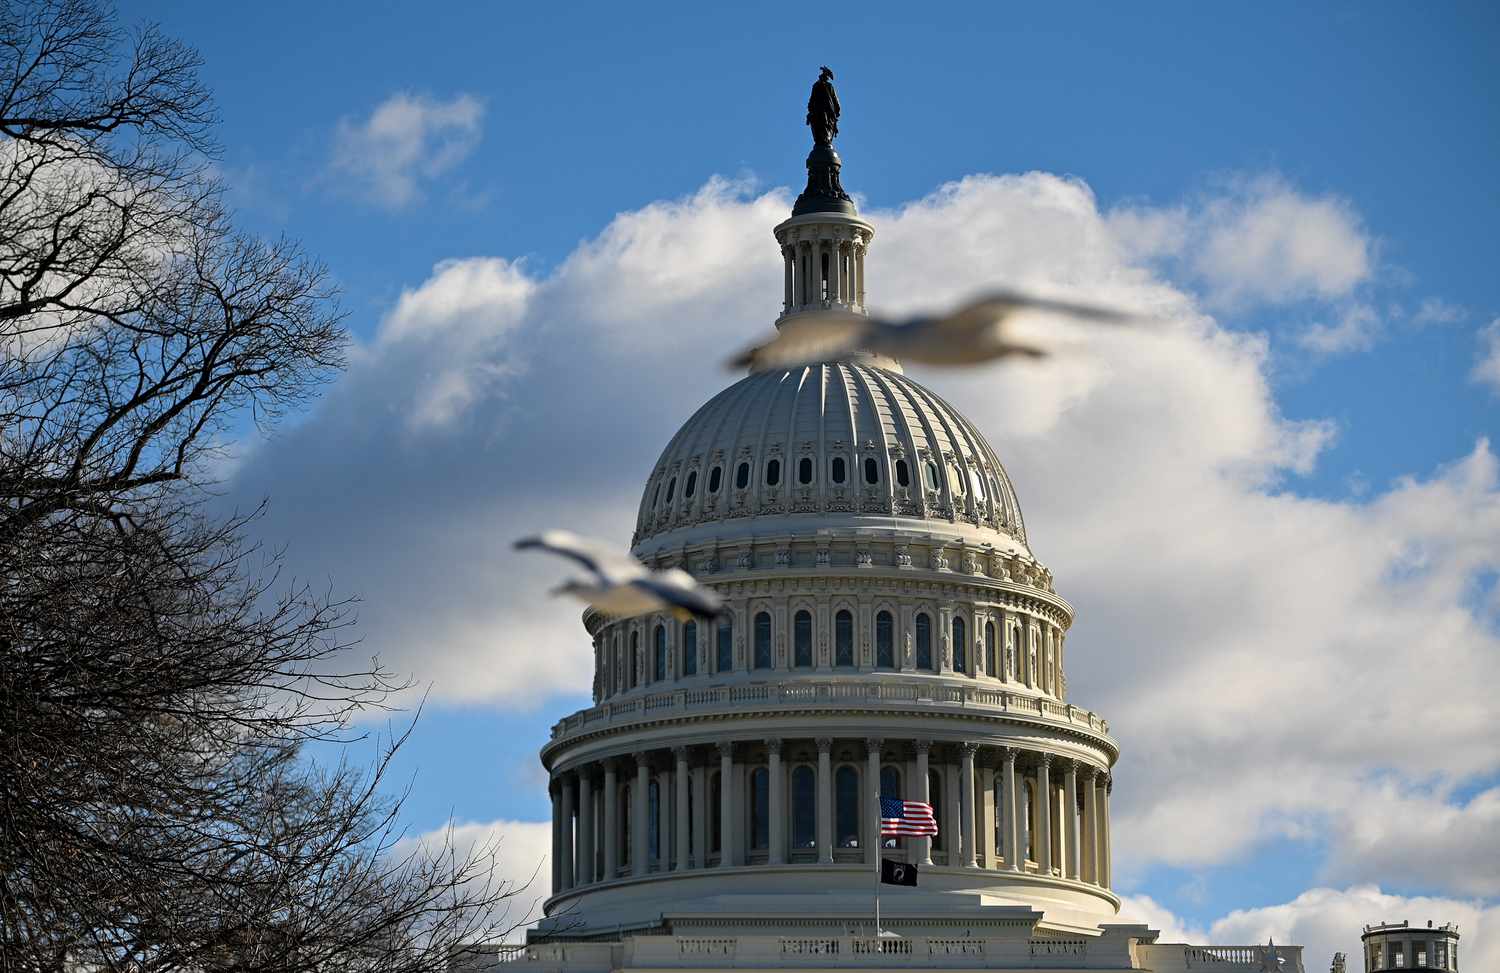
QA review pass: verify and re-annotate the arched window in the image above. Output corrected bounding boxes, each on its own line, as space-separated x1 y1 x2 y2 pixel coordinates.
681 621 697 677
665 477 676 503
791 766 816 849
766 459 781 487
952 615 967 674
793 610 812 668
648 780 661 863
831 457 846 483
629 631 639 689
708 466 722 493
798 457 813 485
915 613 933 671
948 462 965 495
928 769 944 851
653 624 667 682
835 766 860 849
735 462 750 490
1028 629 1038 687
923 462 940 491
863 456 879 484
717 617 733 673
876 611 894 669
709 772 722 853
753 611 772 670
985 621 998 677
621 783 632 866
749 767 769 850
834 610 854 667
880 766 902 848
895 460 910 488
684 470 697 498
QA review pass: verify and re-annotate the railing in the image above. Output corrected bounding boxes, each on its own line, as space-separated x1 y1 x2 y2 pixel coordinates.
550 679 1110 742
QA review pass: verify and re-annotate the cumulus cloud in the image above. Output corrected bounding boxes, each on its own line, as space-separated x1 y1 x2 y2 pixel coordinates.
1110 176 1373 309
1124 886 1500 972
394 819 551 942
1472 318 1500 395
1411 297 1466 327
1297 303 1380 355
224 171 1500 902
329 92 484 208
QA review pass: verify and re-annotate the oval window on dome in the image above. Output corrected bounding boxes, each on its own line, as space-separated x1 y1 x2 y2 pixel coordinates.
864 456 879 484
736 462 750 490
798 457 813 485
665 477 676 503
684 470 697 499
708 466 722 493
831 457 846 483
895 460 910 488
766 459 781 487
970 468 987 499
949 463 965 494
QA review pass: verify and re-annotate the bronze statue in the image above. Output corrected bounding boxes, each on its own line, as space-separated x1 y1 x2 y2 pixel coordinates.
806 66 841 147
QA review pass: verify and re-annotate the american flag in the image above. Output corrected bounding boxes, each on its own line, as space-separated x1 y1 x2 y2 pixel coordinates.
880 797 938 837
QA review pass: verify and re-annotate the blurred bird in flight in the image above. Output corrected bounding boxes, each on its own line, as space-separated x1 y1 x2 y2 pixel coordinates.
514 530 724 621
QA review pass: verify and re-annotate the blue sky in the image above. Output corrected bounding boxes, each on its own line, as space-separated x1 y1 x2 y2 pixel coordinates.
136 1 1499 963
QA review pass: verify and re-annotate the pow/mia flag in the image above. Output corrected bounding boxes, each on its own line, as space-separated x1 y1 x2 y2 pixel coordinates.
880 858 918 887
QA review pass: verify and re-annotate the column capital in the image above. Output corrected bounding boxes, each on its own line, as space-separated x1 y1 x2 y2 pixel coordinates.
1037 752 1054 770
1080 764 1098 781
1104 774 1113 794
864 737 883 754
764 737 783 756
716 740 734 759
815 737 833 754
960 741 979 757
672 745 689 761
1000 745 1017 766
914 738 932 755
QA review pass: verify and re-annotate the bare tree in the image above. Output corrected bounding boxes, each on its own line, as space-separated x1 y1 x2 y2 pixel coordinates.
0 3 527 969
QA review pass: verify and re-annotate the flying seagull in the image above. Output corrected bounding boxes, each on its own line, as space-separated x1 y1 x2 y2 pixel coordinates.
514 530 723 621
727 289 1141 371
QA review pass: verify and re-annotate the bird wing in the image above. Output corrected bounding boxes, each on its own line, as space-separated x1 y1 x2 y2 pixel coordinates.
634 568 724 619
951 290 1138 332
514 530 646 585
725 311 871 371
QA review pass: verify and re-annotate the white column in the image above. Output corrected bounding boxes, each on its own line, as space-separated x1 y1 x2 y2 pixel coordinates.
981 765 997 868
865 739 882 865
718 742 737 867
578 770 595 885
692 764 707 868
783 246 793 312
826 239 839 306
1082 767 1098 885
915 739 933 866
1101 774 1113 888
767 739 786 865
855 242 866 308
633 759 649 877
816 737 833 864
1036 755 1053 875
1063 760 1079 881
674 748 690 871
603 762 619 879
1002 747 1020 872
657 766 671 872
960 742 977 867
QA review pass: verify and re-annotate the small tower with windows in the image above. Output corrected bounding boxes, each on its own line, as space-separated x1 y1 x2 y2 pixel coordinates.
1361 920 1459 971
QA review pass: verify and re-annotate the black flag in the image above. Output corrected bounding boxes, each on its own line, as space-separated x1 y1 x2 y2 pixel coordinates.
880 858 918 887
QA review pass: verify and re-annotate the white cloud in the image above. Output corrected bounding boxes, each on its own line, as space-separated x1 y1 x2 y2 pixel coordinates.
395 818 552 942
1472 318 1500 395
225 171 1500 901
329 92 484 208
1411 297 1466 327
1322 784 1500 896
1111 176 1373 308
1297 303 1380 355
1123 886 1500 973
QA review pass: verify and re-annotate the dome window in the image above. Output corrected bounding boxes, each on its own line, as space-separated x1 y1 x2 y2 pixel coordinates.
875 611 894 669
835 766 860 848
831 457 846 483
735 462 750 490
766 459 781 487
952 615 967 674
681 621 697 677
863 457 879 484
970 468 987 498
791 766 816 849
835 610 854 666
753 611 772 669
798 457 813 485
708 466 722 493
650 482 661 512
894 460 910 488
665 477 676 503
949 463 965 494
793 610 812 667
923 462 940 491
684 470 697 499
716 618 733 673
653 624 667 681
915 612 933 671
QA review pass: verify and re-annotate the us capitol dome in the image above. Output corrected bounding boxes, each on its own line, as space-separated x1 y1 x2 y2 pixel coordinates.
473 72 1305 973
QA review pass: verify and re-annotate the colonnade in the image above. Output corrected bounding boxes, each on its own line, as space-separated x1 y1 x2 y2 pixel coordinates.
547 738 1111 898
780 234 866 314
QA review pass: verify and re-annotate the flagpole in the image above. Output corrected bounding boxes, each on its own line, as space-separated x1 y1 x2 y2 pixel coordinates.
873 787 881 937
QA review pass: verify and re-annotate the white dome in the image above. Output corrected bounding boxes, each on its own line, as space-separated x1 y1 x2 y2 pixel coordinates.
633 361 1029 555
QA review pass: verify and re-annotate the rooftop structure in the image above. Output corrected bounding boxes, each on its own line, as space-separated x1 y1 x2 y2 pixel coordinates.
1361 921 1459 971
